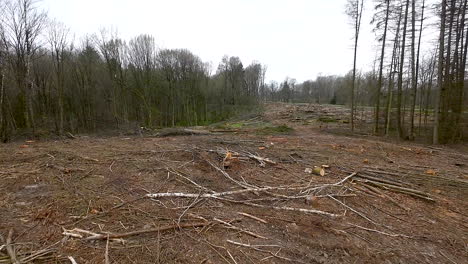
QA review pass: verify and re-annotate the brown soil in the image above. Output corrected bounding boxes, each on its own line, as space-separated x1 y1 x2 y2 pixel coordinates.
1 102 467 264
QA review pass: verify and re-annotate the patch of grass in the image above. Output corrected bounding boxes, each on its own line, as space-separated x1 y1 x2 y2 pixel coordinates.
211 122 245 130
256 124 294 135
229 123 244 129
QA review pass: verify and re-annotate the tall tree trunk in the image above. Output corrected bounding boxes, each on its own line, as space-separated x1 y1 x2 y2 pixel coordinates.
375 0 390 134
26 56 36 136
434 0 447 144
350 0 364 132
397 0 411 139
385 7 404 135
441 0 455 142
0 71 7 142
452 0 467 141
416 0 426 136
409 0 417 139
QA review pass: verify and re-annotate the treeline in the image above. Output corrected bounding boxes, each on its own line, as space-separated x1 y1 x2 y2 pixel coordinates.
271 0 467 144
0 0 267 141
265 73 379 108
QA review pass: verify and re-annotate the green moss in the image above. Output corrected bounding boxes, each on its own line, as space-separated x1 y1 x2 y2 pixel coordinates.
229 123 244 129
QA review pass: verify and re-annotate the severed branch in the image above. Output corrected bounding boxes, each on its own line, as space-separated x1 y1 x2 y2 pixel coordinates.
145 174 360 218
68 256 78 264
347 223 411 238
328 195 378 225
221 197 340 217
4 229 19 264
77 222 209 241
168 168 215 193
206 159 255 189
147 172 358 200
238 212 268 224
358 180 435 202
227 240 307 264
105 234 110 264
146 191 339 217
244 151 277 167
214 218 267 239
300 172 357 195
206 148 276 167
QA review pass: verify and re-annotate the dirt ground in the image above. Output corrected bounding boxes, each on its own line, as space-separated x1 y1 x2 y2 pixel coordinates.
1 102 467 264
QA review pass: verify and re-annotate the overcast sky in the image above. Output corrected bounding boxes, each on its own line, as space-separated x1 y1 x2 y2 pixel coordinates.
40 0 435 82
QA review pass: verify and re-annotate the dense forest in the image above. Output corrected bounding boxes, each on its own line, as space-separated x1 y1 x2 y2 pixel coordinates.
0 0 267 141
0 0 467 144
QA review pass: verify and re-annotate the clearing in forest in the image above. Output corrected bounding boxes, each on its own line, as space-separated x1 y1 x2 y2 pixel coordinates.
1 103 467 263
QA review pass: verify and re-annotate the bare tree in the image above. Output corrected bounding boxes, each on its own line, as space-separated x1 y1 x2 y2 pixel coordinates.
396 0 410 139
128 34 157 127
346 0 364 131
0 1 8 141
47 18 69 135
372 0 391 133
1 0 46 135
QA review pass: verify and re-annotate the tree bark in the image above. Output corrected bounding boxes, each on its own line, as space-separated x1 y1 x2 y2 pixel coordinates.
350 0 364 132
416 0 426 135
375 0 390 134
409 0 417 140
434 0 447 144
397 0 411 139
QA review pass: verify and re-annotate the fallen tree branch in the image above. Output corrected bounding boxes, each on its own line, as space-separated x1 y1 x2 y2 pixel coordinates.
206 148 276 167
327 195 378 225
214 218 267 239
301 172 357 195
227 240 308 264
355 173 409 187
244 152 277 167
105 234 110 264
146 191 339 217
238 212 268 224
347 223 411 238
156 128 213 137
80 222 209 241
68 256 78 264
358 180 435 202
357 182 410 211
5 229 19 264
217 197 340 217
206 159 254 189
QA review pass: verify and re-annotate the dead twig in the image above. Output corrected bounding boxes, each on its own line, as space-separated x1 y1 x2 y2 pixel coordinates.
76 222 209 241
5 229 19 264
105 234 110 264
168 168 215 193
358 180 435 202
227 240 307 264
327 195 378 225
214 218 267 239
301 172 357 195
206 159 254 189
237 212 268 224
217 197 340 217
178 192 204 224
68 256 78 264
347 223 411 238
64 196 145 226
226 250 238 264
146 192 339 217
